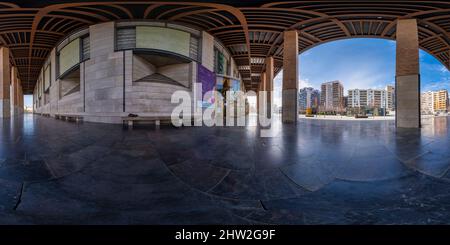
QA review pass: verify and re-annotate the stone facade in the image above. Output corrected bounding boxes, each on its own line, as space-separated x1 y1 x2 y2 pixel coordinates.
33 21 239 124
0 47 10 118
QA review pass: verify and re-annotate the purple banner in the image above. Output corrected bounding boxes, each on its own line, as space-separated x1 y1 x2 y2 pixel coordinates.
197 64 216 108
198 64 216 97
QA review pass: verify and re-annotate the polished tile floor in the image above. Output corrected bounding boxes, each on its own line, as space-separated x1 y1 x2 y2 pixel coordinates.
1 113 450 224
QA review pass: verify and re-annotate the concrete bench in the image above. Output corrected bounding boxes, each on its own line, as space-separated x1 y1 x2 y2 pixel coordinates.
122 116 176 129
55 114 83 123
123 116 202 129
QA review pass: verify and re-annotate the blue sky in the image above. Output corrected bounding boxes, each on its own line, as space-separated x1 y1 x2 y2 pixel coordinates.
24 95 32 107
273 38 450 106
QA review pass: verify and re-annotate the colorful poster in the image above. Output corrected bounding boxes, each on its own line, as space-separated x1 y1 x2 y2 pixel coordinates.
216 76 224 91
232 79 240 92
197 64 216 108
229 79 241 100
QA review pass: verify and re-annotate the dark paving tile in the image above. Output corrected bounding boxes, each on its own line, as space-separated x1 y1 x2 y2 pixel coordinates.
207 168 306 200
43 154 91 178
405 152 450 177
168 158 231 192
280 159 336 191
208 170 262 200
14 181 107 224
335 155 412 181
1 114 450 224
0 160 53 182
261 174 450 224
0 178 22 212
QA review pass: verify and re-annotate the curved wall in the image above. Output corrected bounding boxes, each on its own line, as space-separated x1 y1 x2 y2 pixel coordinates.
33 21 242 123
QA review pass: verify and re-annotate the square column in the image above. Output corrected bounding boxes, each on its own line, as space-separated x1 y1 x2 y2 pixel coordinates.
257 72 266 117
257 77 263 116
282 30 299 123
265 57 274 118
17 80 21 113
10 66 19 115
18 82 23 113
0 47 10 118
396 19 420 128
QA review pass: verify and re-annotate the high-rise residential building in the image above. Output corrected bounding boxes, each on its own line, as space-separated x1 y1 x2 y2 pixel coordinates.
421 91 435 115
369 89 387 108
386 85 395 111
448 97 450 112
434 89 448 113
348 89 387 109
421 89 449 114
298 87 320 113
320 80 344 112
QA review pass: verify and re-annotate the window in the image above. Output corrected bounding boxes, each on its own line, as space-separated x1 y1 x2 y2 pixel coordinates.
189 36 199 60
81 35 90 61
58 38 80 77
43 63 51 90
214 48 228 75
116 27 136 50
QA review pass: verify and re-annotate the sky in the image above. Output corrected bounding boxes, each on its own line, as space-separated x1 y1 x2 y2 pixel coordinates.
273 38 450 107
24 95 32 107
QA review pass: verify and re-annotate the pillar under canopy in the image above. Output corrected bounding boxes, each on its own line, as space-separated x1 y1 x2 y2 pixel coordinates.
0 47 10 118
396 19 420 128
257 72 266 117
10 66 20 115
282 30 299 123
265 56 274 118
18 82 23 113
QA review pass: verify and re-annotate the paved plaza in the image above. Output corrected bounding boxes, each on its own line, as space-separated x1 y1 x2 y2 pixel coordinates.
1 114 450 224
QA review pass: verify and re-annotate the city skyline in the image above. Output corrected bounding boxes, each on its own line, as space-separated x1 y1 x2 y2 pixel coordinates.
273 38 450 107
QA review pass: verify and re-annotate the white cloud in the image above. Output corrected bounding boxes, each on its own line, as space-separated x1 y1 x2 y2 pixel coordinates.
299 78 313 88
422 80 450 92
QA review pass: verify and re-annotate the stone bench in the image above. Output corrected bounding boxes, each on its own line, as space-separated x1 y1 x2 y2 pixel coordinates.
122 116 178 129
55 114 83 123
35 112 50 117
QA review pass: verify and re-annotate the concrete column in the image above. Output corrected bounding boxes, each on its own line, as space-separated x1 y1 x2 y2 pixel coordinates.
0 47 10 118
17 81 22 113
258 72 266 117
19 83 23 113
282 30 298 123
19 79 23 113
265 56 274 118
396 19 420 128
256 79 265 115
10 66 19 115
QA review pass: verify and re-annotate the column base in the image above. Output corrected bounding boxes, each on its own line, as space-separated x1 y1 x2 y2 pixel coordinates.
11 106 21 116
282 89 297 123
0 99 11 118
396 74 420 128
